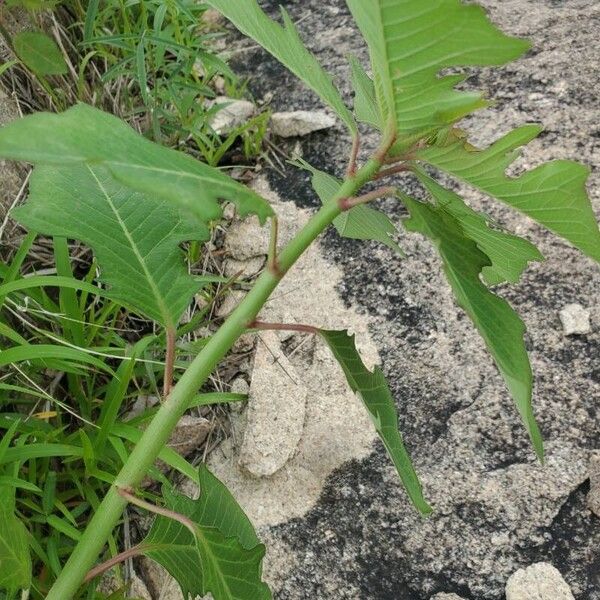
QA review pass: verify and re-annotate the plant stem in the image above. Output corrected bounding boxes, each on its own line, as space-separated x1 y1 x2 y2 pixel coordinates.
163 327 176 398
45 153 385 600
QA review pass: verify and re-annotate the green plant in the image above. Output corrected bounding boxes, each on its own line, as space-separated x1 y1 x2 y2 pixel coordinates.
0 1 598 599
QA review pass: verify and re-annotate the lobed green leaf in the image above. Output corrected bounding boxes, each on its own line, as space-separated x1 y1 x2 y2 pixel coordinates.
346 0 529 146
417 127 600 263
0 104 273 226
13 165 205 327
319 329 431 514
141 466 270 600
402 195 544 459
0 487 31 594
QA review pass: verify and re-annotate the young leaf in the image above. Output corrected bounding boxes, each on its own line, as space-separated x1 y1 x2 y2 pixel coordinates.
295 159 402 254
345 0 529 143
416 171 544 285
205 0 356 135
13 31 67 76
12 165 204 327
402 196 544 459
140 466 270 600
0 486 31 594
417 126 600 263
0 103 273 226
319 329 431 514
349 56 382 130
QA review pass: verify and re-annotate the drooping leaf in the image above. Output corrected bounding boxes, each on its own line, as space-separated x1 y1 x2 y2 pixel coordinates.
140 466 270 600
13 31 67 75
345 0 529 145
12 165 204 327
402 195 543 459
416 126 600 263
205 0 356 135
349 56 382 130
295 159 402 254
0 486 31 594
0 104 273 226
319 329 431 514
416 171 544 285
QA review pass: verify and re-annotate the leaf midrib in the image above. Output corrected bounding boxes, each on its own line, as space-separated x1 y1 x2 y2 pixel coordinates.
87 166 171 326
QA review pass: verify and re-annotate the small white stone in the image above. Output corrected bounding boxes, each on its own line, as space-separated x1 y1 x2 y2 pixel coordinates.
559 303 591 335
431 594 466 600
505 562 575 600
270 110 336 137
209 96 255 135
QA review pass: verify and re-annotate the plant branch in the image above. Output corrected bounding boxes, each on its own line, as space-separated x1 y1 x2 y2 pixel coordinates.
162 327 176 398
83 545 144 584
45 139 389 600
267 216 281 276
346 135 360 177
374 163 412 180
117 487 197 536
338 186 397 211
248 320 320 336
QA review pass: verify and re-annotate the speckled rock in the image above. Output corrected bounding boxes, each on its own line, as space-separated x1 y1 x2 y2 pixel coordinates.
218 0 600 598
505 562 575 600
431 594 467 600
270 110 336 137
559 303 592 336
588 454 600 518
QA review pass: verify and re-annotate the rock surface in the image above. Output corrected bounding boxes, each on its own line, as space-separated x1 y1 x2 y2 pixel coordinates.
505 563 575 600
431 594 467 600
220 0 600 598
559 303 592 336
270 110 336 137
588 454 600 518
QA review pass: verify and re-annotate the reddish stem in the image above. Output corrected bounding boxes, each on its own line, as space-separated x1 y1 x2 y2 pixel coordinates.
84 545 144 583
248 320 320 336
338 186 397 211
163 327 176 399
374 163 412 180
346 135 360 177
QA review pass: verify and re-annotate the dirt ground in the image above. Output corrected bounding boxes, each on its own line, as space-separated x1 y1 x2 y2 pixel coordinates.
224 0 600 598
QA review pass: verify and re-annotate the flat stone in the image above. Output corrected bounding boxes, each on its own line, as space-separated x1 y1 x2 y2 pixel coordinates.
270 110 336 137
431 594 467 600
209 96 255 135
505 563 575 600
239 331 307 477
559 303 591 335
587 453 600 518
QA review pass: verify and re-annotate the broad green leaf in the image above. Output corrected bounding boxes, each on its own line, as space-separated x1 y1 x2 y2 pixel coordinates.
0 104 273 226
141 466 270 600
417 126 600 263
345 0 529 144
402 196 543 459
205 0 356 135
13 31 67 75
295 159 402 253
319 329 431 514
416 171 544 285
0 487 31 594
349 56 382 130
12 165 204 326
